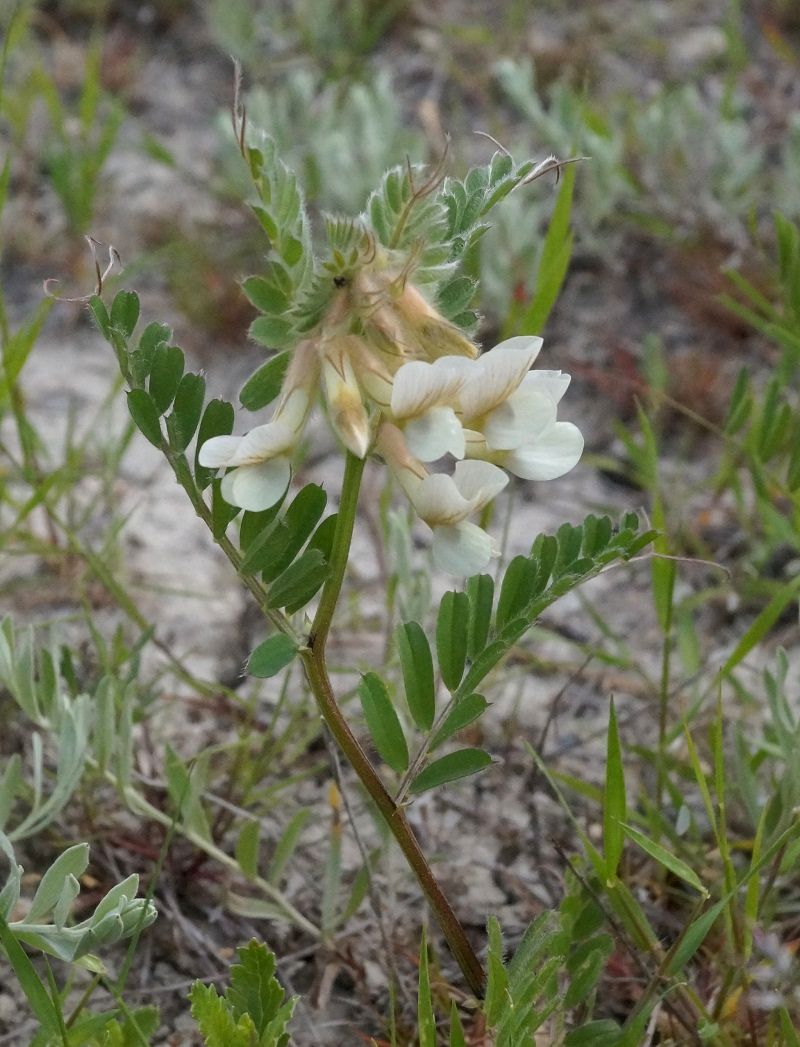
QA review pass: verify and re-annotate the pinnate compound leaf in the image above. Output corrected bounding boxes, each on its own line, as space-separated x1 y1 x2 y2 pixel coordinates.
240 351 291 411
496 556 537 629
466 574 493 659
110 291 139 339
167 372 206 451
126 389 162 447
410 748 492 794
268 549 328 611
194 399 235 489
247 635 298 678
431 693 488 750
358 673 409 775
148 344 184 414
397 622 436 731
436 591 469 691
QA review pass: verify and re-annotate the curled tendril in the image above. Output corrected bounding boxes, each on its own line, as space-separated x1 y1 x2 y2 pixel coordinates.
473 132 588 186
43 236 122 302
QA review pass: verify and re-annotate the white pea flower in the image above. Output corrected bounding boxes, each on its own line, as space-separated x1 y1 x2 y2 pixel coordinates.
388 359 467 461
198 342 318 511
378 424 508 576
320 334 371 458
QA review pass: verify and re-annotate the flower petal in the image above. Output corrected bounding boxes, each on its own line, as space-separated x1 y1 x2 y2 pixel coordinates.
413 473 478 525
391 360 464 420
482 387 557 451
222 457 291 511
432 521 497 576
459 339 542 420
519 369 571 404
504 422 584 481
404 406 465 461
197 435 243 468
230 421 295 464
452 459 508 506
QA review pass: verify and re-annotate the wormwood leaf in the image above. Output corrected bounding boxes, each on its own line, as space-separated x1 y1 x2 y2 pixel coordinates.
240 351 291 411
397 622 436 731
358 673 409 775
247 635 298 678
436 591 469 691
27 843 90 922
268 809 312 886
410 748 491 794
126 389 162 447
235 821 261 882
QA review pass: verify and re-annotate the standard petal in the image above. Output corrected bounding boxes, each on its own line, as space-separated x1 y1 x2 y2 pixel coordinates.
223 457 291 511
504 422 584 481
519 369 571 404
197 435 243 468
404 406 465 461
432 521 497 576
413 473 477 525
491 335 544 359
459 340 542 420
452 459 509 506
390 360 464 420
230 421 295 464
482 387 557 451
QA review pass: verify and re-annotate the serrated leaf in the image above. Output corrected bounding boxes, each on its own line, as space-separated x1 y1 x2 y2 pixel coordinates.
194 399 235 489
239 351 291 411
148 344 184 414
109 291 139 339
397 622 436 731
410 748 492 794
431 693 488 750
247 635 298 678
436 591 469 692
358 673 409 775
126 389 162 447
167 372 205 450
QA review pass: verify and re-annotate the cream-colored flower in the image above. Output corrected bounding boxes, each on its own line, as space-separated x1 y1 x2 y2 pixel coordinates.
198 342 318 511
377 423 507 575
388 359 467 461
319 335 371 458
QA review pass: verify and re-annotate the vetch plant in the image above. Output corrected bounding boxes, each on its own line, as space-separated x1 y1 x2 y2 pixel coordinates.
84 82 655 1007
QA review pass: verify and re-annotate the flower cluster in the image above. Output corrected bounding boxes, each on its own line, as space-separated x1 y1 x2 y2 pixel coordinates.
199 275 583 576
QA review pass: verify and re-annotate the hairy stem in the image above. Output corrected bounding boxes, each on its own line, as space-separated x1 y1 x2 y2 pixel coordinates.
305 452 486 997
